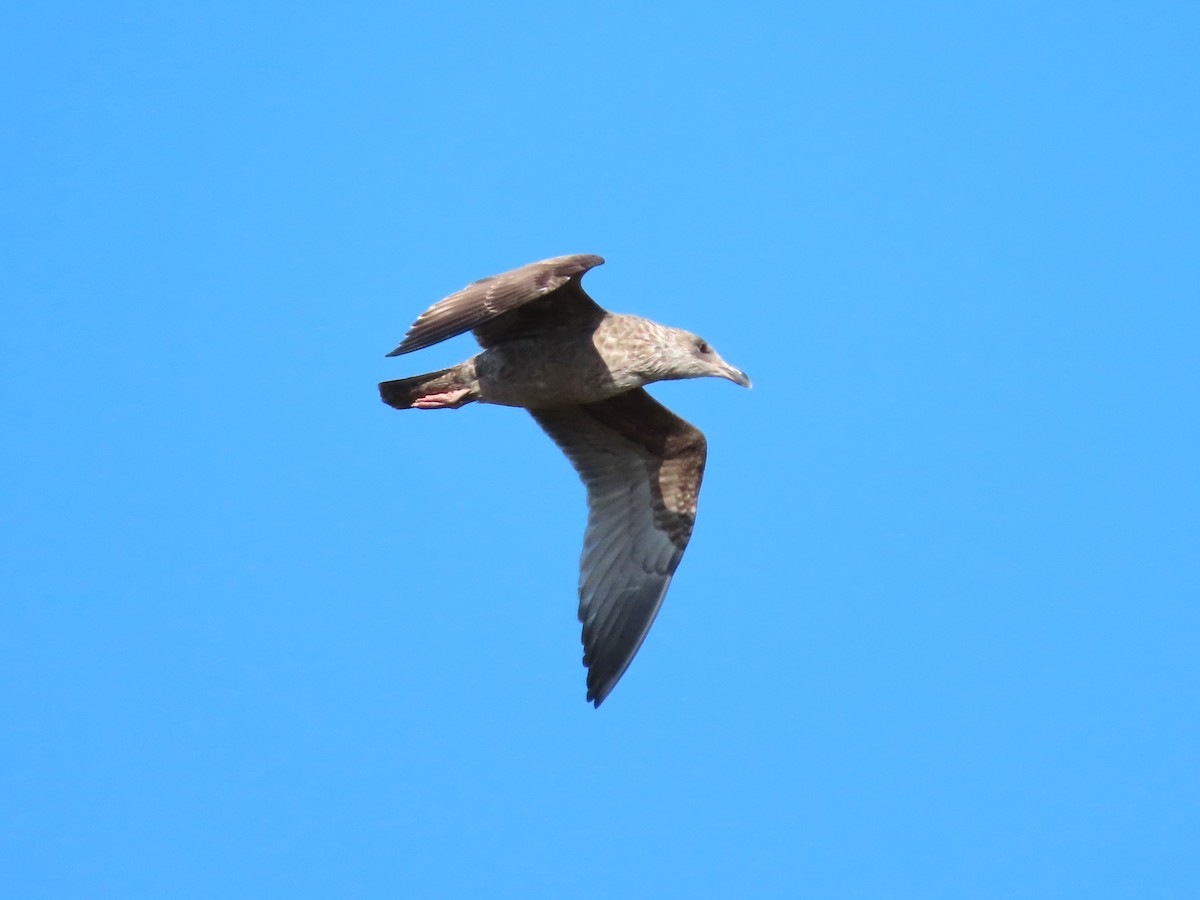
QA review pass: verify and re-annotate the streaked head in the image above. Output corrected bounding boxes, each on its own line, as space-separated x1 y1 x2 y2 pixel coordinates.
653 326 752 388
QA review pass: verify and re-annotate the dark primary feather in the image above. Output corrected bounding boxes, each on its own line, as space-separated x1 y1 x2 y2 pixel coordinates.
386 254 606 356
530 389 707 707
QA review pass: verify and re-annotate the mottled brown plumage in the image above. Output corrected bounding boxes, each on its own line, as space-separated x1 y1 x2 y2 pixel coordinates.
379 254 749 706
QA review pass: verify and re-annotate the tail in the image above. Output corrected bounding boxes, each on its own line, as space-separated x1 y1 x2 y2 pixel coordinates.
378 366 476 410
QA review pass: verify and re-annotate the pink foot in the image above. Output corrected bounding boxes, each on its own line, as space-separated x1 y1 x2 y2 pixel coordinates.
412 388 471 409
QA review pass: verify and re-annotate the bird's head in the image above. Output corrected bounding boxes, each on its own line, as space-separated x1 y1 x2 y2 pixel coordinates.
654 327 752 388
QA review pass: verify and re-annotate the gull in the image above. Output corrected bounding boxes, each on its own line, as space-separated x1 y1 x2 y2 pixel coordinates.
379 254 749 706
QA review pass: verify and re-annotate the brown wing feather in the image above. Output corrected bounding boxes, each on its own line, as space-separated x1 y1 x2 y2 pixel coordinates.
386 254 605 356
530 389 707 707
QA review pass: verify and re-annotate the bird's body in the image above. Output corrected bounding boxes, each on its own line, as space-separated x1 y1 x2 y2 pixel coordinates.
379 254 749 706
474 323 636 407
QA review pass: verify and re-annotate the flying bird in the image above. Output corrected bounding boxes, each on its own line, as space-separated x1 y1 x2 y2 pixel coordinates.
379 254 749 706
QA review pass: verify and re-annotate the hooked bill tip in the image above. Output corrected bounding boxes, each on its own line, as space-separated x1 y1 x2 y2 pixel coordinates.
724 367 752 388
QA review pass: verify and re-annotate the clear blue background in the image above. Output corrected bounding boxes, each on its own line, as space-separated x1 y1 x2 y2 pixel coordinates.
2 3 1197 897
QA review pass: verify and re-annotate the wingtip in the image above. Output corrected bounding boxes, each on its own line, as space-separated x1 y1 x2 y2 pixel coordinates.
557 253 605 275
585 676 615 708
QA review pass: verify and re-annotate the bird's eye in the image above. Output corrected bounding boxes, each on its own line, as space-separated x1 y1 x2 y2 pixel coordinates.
695 340 711 354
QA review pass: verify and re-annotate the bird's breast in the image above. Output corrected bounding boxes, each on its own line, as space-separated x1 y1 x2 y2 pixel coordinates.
474 336 643 408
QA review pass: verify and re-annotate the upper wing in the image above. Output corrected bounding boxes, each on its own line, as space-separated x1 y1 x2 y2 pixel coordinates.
530 389 708 707
386 254 606 356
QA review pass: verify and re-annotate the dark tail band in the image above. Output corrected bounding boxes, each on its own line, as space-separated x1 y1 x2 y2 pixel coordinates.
379 366 470 409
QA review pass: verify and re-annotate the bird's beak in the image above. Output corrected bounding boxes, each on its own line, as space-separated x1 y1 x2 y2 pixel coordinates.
720 363 752 388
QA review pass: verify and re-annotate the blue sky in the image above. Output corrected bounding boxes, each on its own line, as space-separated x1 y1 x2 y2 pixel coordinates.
2 2 1197 897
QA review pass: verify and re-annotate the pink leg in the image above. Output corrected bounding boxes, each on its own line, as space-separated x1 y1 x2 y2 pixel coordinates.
412 388 471 409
